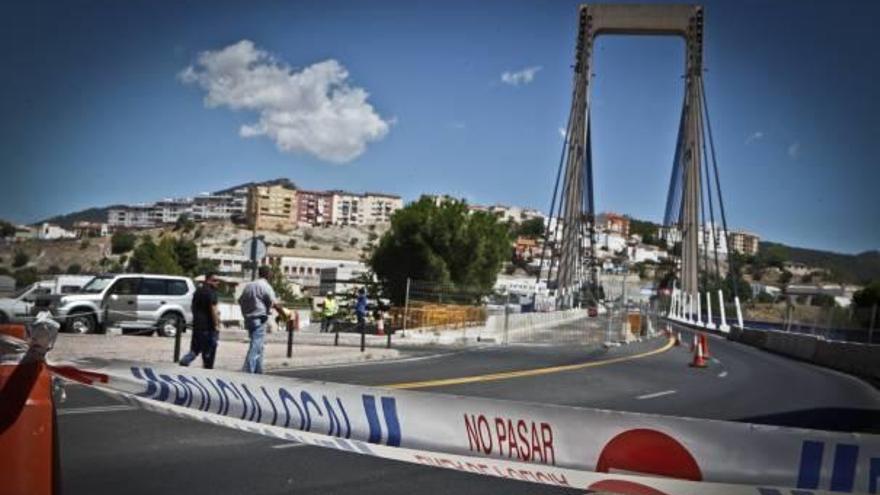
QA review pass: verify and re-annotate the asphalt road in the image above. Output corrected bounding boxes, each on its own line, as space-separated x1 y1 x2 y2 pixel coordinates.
56 321 880 494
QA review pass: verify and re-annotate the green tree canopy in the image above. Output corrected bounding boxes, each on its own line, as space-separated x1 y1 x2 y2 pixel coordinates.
853 281 880 309
514 217 545 239
129 237 183 275
12 251 29 268
369 198 511 304
0 220 16 238
111 231 137 254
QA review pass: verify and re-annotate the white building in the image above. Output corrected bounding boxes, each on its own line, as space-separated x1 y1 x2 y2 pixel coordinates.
319 265 371 296
361 193 403 224
493 276 548 297
35 223 77 240
330 191 402 226
469 204 544 224
108 189 248 229
108 205 155 228
197 247 250 274
657 224 729 254
628 245 668 263
265 248 367 292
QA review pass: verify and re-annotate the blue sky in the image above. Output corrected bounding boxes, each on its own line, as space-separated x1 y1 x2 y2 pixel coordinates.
2 0 878 254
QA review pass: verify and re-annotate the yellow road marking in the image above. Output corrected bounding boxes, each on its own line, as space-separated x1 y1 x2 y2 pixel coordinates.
386 337 675 389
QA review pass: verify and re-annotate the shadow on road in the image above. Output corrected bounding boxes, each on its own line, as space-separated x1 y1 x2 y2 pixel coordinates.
738 407 880 434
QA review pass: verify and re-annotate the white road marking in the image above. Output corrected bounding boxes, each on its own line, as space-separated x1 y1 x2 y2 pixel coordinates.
718 371 728 378
636 390 677 400
271 443 306 449
57 404 136 416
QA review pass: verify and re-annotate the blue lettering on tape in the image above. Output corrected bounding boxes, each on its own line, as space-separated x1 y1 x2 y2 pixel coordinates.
797 440 824 490
381 397 401 447
869 457 880 494
143 368 169 402
362 394 402 446
830 444 858 493
363 395 382 444
260 386 277 425
130 367 158 397
278 387 305 430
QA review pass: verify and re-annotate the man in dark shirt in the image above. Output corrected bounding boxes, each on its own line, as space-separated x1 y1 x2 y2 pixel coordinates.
180 272 221 369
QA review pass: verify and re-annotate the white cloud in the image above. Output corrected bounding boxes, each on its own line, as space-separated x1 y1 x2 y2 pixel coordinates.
448 121 466 130
745 131 764 144
788 142 801 159
558 127 567 139
500 66 542 86
179 40 391 163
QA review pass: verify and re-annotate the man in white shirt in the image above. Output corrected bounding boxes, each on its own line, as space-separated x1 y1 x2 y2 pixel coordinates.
238 265 286 373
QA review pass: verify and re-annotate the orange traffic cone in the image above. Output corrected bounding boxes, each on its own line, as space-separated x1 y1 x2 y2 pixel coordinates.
0 324 58 495
690 337 708 368
701 334 712 359
674 332 682 346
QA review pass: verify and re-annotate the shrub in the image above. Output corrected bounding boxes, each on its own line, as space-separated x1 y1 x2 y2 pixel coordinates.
67 263 82 274
111 231 137 254
12 251 29 268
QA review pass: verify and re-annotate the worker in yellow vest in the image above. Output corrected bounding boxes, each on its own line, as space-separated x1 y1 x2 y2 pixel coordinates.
321 292 338 333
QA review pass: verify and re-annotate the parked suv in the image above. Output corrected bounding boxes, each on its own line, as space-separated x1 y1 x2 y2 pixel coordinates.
34 274 194 336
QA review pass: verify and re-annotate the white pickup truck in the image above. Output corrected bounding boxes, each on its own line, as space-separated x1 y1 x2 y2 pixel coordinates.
0 275 93 323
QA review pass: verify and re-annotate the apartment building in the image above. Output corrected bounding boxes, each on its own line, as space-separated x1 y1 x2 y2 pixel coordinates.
108 205 155 228
107 189 248 229
597 212 630 236
329 191 402 226
296 190 334 226
362 193 403 224
729 230 760 255
247 183 297 231
467 203 545 224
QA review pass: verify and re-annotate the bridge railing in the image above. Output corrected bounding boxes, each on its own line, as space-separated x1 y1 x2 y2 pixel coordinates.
731 303 879 346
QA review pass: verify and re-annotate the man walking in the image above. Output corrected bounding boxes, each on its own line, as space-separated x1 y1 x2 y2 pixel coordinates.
321 292 338 333
180 272 221 369
238 265 286 374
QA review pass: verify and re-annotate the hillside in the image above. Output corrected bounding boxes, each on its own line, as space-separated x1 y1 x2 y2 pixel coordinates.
34 177 298 228
758 242 880 284
36 206 124 229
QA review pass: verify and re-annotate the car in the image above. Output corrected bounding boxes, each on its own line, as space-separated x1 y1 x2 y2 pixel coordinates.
0 275 93 323
33 274 195 337
0 281 53 323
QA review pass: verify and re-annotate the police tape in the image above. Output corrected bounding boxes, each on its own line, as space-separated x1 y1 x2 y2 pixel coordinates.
43 356 880 495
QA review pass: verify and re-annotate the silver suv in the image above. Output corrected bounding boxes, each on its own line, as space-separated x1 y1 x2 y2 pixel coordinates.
35 274 194 337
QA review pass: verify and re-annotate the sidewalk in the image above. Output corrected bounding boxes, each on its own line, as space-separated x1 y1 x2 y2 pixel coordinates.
50 332 401 372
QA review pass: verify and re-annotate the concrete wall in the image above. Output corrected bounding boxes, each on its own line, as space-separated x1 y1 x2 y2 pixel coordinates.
727 325 879 382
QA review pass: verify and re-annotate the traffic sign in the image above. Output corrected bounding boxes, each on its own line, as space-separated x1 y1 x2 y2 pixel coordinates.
242 237 267 261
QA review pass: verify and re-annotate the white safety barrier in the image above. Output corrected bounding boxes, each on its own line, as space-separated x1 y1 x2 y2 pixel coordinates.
43 355 880 495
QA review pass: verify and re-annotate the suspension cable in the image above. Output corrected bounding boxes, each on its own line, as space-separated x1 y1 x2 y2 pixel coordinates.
698 84 722 281
536 88 577 288
699 77 739 298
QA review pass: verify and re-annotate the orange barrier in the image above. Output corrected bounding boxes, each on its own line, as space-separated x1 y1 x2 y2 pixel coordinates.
0 324 57 495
